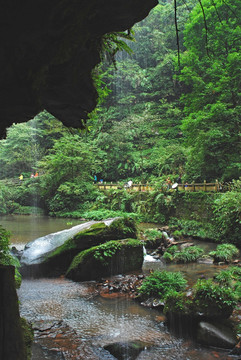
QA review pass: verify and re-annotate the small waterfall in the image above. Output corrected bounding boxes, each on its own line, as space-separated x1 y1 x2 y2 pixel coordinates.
143 246 158 262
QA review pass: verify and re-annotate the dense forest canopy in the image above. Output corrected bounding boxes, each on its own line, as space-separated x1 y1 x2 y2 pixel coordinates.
0 0 240 216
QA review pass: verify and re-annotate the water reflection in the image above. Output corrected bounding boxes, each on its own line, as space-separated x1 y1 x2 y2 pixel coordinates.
18 278 234 360
0 215 82 249
4 216 239 359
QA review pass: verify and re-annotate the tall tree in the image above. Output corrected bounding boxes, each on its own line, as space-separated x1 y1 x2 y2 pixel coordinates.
179 0 241 181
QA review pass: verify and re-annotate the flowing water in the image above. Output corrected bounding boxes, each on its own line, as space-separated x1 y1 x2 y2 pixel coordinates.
1 215 239 359
18 277 235 360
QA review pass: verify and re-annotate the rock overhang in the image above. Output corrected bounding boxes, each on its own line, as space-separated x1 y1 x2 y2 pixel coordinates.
0 0 158 137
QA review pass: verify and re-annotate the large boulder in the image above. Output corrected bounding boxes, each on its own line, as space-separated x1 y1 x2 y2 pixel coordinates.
197 321 237 349
20 217 137 277
66 239 143 281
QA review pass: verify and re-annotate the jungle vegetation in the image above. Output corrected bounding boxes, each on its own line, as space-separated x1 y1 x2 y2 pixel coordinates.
0 0 240 244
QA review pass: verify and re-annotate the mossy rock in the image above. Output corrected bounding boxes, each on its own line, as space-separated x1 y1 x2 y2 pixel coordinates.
20 318 34 360
66 239 143 281
143 237 162 249
20 217 137 278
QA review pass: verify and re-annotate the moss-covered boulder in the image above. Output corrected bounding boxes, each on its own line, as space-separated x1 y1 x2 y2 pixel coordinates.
66 239 143 281
21 217 137 278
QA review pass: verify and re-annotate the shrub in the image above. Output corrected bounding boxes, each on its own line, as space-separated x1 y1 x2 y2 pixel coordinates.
138 270 187 300
82 209 138 221
209 244 239 263
164 290 192 315
212 187 241 244
143 228 163 241
214 267 241 301
168 218 216 240
163 245 204 263
192 278 238 318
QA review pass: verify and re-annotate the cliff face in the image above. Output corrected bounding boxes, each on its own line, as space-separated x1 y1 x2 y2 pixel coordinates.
0 0 157 137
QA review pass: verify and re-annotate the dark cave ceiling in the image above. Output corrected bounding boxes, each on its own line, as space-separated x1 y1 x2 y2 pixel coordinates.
0 0 158 137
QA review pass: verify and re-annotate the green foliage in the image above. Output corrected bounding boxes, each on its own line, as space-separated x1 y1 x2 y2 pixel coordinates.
179 0 241 181
192 278 238 315
212 188 241 244
214 267 241 301
209 244 239 263
168 218 216 240
0 182 19 215
143 228 163 241
20 318 34 360
93 241 122 265
0 0 240 224
138 270 187 300
164 291 192 315
0 226 22 288
0 225 10 253
163 245 204 263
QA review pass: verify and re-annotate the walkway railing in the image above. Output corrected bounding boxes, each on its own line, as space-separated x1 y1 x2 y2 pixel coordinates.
96 180 220 192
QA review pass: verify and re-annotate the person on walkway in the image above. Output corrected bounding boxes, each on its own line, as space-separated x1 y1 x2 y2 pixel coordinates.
166 177 172 189
177 175 182 184
127 180 133 188
19 174 23 184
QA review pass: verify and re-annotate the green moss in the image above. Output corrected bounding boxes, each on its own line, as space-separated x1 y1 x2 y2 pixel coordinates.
20 318 34 360
0 252 22 288
47 218 137 261
46 222 109 260
68 238 141 271
164 291 192 315
93 241 122 265
126 239 142 247
66 238 143 280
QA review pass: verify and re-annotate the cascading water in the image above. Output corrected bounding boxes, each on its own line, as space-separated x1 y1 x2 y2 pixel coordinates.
143 245 158 262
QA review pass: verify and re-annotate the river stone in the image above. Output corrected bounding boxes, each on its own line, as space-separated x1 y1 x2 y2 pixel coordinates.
197 321 237 349
20 217 137 278
66 239 143 281
104 340 147 360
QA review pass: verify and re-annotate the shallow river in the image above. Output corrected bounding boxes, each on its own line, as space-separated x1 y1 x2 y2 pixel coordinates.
1 215 238 359
18 277 235 360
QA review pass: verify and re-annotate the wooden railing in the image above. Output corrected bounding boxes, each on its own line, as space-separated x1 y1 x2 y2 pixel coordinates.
1 178 220 192
96 180 220 192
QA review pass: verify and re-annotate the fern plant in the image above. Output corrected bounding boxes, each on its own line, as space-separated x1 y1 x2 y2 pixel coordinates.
209 244 239 263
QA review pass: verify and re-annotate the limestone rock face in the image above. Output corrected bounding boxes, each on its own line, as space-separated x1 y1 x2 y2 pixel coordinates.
0 0 158 137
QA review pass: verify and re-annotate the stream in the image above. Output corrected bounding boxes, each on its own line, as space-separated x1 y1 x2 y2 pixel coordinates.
0 215 239 360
